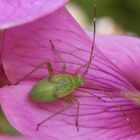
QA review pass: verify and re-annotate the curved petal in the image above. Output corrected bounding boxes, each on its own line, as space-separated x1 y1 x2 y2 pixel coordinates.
0 80 139 139
1 35 140 139
1 8 91 84
95 35 140 91
0 0 68 29
1 4 140 139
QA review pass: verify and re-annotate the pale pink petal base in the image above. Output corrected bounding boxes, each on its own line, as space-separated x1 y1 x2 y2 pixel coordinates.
0 0 68 29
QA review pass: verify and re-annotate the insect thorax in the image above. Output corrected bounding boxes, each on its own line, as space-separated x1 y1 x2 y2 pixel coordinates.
51 74 84 98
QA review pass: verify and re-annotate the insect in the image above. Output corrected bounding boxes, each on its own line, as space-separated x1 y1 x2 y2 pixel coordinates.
14 6 133 132
14 6 97 131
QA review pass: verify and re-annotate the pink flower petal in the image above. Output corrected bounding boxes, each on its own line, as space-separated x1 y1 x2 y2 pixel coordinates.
0 0 68 29
1 4 140 139
1 8 91 84
0 82 137 140
0 136 54 140
1 35 140 139
96 35 140 91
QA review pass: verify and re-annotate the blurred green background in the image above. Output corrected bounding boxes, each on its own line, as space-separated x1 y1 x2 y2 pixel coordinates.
70 0 140 35
0 108 20 135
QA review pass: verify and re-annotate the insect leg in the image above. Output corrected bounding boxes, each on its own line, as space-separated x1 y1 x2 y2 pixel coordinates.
84 81 109 92
70 97 80 131
62 96 80 131
46 61 54 79
14 61 48 85
83 81 134 132
49 40 66 73
78 89 106 102
74 63 87 76
36 103 73 131
57 95 80 131
14 58 55 84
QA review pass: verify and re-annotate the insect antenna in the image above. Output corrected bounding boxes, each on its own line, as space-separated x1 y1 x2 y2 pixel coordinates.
82 5 96 77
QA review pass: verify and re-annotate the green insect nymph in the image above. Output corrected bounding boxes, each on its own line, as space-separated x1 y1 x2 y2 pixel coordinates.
18 36 96 131
15 6 133 132
14 22 97 131
29 74 84 102
14 6 97 132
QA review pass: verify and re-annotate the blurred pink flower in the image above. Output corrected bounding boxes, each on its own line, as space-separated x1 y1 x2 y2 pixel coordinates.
0 1 140 140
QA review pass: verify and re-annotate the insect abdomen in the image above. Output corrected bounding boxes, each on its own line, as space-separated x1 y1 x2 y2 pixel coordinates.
29 74 83 102
29 78 58 102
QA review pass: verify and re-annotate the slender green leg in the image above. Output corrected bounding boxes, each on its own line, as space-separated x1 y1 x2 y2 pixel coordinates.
84 81 108 92
78 89 106 102
70 97 80 131
64 96 80 131
36 103 73 131
36 96 80 131
14 40 66 84
14 60 54 85
46 62 54 79
74 63 87 76
50 40 66 73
